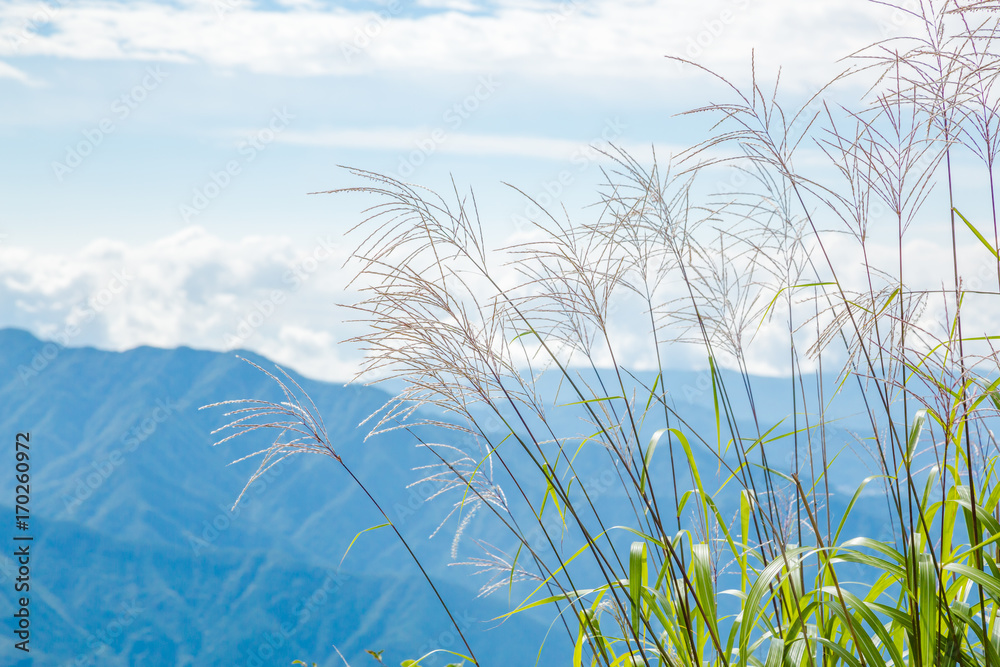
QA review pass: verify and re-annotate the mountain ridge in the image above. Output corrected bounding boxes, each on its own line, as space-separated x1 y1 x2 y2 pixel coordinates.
0 327 554 665
0 327 901 665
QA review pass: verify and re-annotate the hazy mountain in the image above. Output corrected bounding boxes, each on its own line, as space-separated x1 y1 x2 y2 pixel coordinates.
0 328 554 666
0 328 899 665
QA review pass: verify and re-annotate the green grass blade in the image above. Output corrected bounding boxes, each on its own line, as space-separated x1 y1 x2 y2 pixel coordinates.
339 522 390 569
629 540 649 641
955 207 1000 260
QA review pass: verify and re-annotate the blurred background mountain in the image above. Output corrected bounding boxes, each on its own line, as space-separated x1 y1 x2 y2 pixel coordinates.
0 328 889 665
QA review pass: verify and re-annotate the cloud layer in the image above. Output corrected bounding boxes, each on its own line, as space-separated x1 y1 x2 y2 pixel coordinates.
0 0 913 88
3 221 995 384
0 227 369 382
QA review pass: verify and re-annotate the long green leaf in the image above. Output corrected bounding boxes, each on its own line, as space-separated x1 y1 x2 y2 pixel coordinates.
629 541 648 640
339 522 390 569
955 207 1000 260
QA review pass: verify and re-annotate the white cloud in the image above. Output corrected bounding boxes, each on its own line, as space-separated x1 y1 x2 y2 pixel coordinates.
0 0 918 90
0 59 40 85
0 226 367 382
274 0 327 9
3 218 994 386
415 0 484 10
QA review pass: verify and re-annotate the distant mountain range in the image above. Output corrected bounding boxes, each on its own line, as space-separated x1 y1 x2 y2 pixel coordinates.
0 328 557 666
0 328 896 665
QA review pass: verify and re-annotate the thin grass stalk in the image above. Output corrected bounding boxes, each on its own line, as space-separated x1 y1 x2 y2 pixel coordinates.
203 360 482 665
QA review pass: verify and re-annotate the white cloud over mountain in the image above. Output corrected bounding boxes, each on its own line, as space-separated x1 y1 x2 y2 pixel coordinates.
2 222 994 384
0 227 368 382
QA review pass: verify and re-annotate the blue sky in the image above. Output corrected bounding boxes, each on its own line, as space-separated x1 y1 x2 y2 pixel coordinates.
2 0 985 381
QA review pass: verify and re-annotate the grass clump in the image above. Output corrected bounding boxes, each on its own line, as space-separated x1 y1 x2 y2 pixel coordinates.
207 2 1000 665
